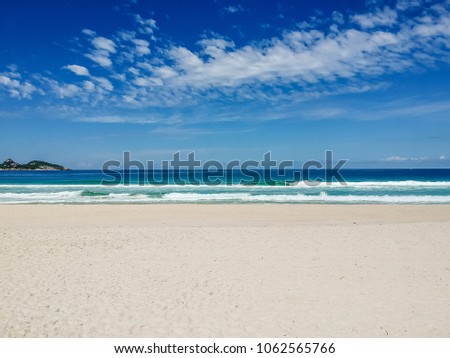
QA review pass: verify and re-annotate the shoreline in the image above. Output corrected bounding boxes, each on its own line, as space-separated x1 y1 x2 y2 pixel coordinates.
1 204 450 337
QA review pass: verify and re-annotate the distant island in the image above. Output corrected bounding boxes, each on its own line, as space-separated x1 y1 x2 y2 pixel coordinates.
0 158 69 171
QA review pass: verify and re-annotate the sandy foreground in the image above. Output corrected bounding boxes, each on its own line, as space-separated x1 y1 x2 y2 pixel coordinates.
0 204 449 338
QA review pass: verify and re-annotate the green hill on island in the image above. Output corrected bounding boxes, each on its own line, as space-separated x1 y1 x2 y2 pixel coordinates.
0 158 68 170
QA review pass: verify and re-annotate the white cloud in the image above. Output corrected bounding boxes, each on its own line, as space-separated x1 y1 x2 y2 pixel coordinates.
412 12 450 37
82 28 96 37
133 76 163 87
439 155 446 160
396 0 422 11
168 47 203 72
132 39 150 56
123 94 136 103
383 155 428 162
384 155 408 161
0 72 39 99
4 2 450 109
198 38 235 58
107 3 444 106
351 6 398 28
6 64 18 72
331 11 345 24
410 156 428 161
53 83 81 98
134 15 157 35
40 4 450 106
35 75 102 102
75 115 157 124
85 53 113 68
93 77 114 91
83 80 95 91
111 72 127 81
85 36 116 68
224 5 244 13
159 27 402 90
92 37 116 53
152 66 177 79
118 30 136 42
0 75 11 85
76 116 127 123
63 64 90 76
128 67 140 76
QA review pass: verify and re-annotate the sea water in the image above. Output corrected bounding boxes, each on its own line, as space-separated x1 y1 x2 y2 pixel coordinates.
0 169 450 204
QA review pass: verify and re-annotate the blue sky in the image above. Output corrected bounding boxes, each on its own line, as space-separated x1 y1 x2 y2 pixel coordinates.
1 0 450 168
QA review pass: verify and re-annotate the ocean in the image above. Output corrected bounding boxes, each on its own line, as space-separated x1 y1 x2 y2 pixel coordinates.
1 169 450 204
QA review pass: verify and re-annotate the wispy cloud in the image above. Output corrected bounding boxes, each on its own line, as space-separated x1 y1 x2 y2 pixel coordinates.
0 70 41 99
92 36 116 53
81 28 96 37
2 1 450 113
396 0 423 11
109 1 450 106
132 39 151 56
63 64 90 76
223 5 244 14
85 36 117 68
383 155 429 162
74 115 157 124
349 99 450 121
146 123 255 137
134 14 158 36
351 6 398 28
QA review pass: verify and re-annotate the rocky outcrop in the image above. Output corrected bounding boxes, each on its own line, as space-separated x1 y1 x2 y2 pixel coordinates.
0 158 69 170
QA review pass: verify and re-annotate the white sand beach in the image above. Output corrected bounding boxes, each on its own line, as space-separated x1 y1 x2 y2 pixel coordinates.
1 204 449 337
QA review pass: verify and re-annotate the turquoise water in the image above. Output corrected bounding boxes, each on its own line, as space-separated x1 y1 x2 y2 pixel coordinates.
0 169 450 204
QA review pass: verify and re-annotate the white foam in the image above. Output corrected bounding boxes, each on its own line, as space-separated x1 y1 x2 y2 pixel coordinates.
1 185 450 204
1 180 450 191
159 192 450 203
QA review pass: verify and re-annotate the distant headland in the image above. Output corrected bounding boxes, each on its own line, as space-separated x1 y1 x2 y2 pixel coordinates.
0 158 69 171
